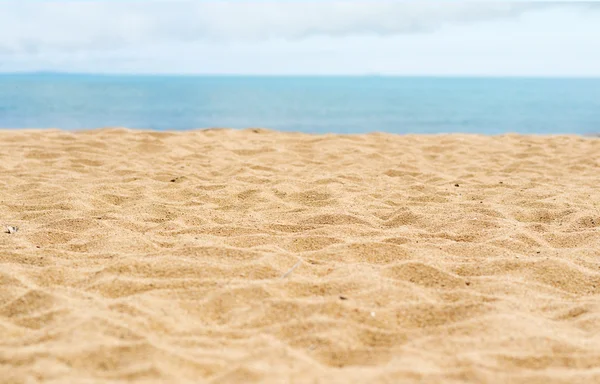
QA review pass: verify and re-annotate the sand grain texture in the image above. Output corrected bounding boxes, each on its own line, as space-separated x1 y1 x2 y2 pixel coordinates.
1 128 600 383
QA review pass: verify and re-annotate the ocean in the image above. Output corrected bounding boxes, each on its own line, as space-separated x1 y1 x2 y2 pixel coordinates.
1 74 599 135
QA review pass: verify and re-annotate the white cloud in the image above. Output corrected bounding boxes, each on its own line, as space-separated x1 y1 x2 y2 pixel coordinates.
0 2 599 75
0 2 570 52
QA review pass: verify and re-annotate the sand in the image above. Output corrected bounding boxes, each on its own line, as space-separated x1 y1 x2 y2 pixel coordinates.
1 128 599 383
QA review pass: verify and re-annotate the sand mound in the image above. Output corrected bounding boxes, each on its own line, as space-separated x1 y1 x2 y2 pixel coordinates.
1 128 599 383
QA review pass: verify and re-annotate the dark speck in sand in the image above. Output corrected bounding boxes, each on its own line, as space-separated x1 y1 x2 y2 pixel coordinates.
454 184 460 187
339 296 348 300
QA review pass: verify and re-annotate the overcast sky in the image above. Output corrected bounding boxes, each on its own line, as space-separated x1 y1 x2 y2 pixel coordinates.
1 1 599 76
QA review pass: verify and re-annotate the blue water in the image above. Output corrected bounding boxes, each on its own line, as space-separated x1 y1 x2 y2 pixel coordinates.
1 74 599 134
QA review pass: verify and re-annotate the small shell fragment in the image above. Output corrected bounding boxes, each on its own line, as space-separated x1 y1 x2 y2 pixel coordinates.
6 226 18 234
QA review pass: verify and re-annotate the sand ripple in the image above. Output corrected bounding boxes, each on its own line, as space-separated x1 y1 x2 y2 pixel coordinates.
1 128 599 383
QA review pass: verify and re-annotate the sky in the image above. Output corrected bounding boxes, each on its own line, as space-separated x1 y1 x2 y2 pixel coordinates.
1 1 599 76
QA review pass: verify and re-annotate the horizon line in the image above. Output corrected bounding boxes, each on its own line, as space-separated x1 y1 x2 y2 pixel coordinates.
1 71 599 79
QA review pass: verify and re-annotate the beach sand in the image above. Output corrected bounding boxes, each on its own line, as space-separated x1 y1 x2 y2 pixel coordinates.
1 128 599 383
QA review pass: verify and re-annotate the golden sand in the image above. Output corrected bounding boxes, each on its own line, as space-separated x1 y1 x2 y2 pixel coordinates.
1 128 599 383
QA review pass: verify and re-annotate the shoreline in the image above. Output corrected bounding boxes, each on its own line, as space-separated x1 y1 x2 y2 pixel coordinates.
1 126 599 137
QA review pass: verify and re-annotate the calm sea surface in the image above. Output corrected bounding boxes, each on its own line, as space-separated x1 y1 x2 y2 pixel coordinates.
1 74 599 134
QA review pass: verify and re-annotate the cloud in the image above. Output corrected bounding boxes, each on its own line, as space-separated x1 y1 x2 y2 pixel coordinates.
1 2 599 76
0 1 585 54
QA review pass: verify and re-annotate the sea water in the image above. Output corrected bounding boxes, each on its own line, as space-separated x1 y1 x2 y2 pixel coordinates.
1 74 599 135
